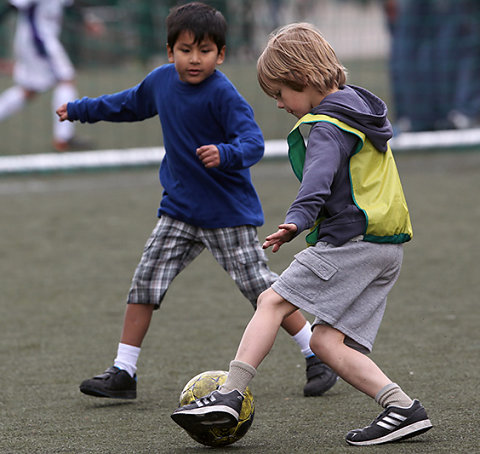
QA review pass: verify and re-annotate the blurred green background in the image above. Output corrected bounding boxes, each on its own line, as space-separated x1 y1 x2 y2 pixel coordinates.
0 0 391 155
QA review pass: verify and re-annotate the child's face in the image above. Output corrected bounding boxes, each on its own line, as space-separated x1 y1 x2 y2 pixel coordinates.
167 31 225 85
272 84 326 119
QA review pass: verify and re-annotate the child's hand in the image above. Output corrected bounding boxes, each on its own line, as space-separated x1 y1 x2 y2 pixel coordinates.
196 145 220 168
263 223 298 253
56 104 70 122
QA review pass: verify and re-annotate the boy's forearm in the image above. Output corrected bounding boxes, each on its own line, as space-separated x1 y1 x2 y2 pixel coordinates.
66 91 145 124
66 98 112 124
217 136 264 170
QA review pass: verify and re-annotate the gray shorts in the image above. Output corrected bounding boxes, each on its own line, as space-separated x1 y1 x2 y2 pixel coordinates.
271 239 403 353
127 215 277 309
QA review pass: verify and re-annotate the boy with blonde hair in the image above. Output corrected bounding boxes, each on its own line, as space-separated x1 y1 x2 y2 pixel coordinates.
172 23 433 446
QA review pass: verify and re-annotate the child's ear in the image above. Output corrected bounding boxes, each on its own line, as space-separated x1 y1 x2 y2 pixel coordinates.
216 45 226 65
167 44 174 63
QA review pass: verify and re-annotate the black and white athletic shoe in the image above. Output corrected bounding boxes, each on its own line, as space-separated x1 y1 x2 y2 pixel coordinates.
171 389 243 434
346 400 432 446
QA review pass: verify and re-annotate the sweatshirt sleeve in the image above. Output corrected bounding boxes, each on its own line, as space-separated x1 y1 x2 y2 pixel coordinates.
284 123 356 234
67 73 158 124
214 84 264 170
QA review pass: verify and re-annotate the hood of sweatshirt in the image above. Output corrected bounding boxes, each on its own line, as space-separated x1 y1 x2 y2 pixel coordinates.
311 85 392 152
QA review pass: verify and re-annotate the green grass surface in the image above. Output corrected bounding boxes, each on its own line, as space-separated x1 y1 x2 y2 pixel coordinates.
0 152 479 453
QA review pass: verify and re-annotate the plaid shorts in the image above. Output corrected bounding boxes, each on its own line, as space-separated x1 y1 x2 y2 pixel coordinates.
127 215 278 308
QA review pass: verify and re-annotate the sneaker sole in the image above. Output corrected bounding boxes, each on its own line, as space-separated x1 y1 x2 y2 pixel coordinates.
346 419 433 446
79 384 136 399
171 410 238 434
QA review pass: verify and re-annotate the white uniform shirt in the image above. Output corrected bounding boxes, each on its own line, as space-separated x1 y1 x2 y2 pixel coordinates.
11 0 75 91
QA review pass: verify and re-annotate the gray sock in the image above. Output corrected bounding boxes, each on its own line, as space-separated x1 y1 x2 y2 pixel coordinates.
220 360 256 394
375 383 414 408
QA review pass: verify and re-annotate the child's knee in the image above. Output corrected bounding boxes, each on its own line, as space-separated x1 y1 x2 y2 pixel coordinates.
310 324 344 360
257 288 293 317
256 288 275 308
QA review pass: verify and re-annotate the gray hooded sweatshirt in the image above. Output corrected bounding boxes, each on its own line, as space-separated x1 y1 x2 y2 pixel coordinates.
284 85 393 246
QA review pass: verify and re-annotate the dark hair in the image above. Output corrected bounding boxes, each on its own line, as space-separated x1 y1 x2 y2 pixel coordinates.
166 2 227 53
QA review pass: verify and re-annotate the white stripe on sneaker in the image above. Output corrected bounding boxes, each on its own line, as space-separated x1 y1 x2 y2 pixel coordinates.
175 404 240 420
377 412 407 429
195 393 218 407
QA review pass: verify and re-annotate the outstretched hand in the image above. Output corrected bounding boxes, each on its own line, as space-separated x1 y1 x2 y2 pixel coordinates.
196 145 221 168
56 104 69 122
262 223 298 253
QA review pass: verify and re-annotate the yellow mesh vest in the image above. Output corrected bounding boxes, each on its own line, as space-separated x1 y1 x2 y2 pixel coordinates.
287 113 413 245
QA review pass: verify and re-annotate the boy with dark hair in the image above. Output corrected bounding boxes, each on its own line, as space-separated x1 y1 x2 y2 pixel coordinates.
57 3 336 400
171 22 433 447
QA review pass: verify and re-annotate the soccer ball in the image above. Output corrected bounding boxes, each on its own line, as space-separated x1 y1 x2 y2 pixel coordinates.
178 370 255 447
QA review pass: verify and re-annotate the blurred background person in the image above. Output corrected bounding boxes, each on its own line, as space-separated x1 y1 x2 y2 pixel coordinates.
0 0 103 151
385 0 480 133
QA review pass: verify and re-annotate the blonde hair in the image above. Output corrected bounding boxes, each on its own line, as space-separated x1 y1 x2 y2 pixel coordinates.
257 23 347 97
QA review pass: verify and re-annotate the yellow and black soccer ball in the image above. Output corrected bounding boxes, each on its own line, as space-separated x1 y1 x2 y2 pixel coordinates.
178 370 255 447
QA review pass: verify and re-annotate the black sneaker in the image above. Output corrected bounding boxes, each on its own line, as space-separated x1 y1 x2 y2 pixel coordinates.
303 356 338 396
171 389 243 434
346 400 433 446
79 366 137 399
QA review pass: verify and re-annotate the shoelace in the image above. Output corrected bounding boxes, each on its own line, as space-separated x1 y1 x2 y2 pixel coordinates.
355 407 391 430
373 407 391 423
365 407 407 430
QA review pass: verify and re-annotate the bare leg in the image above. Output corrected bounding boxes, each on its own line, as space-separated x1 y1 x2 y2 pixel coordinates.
280 309 308 336
52 80 77 149
119 306 304 351
120 303 154 347
234 288 298 368
310 324 391 398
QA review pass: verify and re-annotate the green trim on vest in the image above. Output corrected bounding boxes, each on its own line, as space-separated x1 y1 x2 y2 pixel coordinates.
287 113 413 245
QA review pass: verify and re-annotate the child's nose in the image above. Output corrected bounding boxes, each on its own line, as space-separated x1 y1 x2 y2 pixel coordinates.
276 99 284 109
190 51 200 63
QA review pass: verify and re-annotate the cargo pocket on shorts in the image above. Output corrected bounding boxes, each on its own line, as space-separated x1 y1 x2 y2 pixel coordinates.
294 248 338 281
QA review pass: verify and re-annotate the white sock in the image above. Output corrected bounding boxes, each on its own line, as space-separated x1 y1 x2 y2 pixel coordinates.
292 321 314 358
0 86 26 121
114 343 141 378
52 82 77 142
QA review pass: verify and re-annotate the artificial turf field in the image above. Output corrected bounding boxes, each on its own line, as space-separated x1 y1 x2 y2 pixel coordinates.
0 150 479 453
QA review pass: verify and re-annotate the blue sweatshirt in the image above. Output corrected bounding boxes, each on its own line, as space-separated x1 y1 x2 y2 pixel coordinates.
285 85 394 246
67 64 265 228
